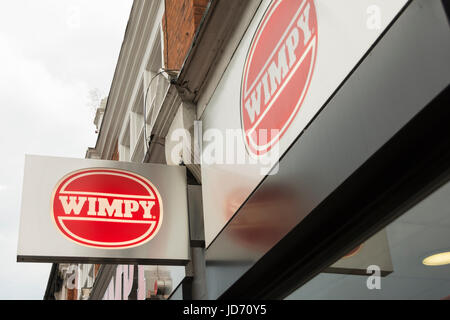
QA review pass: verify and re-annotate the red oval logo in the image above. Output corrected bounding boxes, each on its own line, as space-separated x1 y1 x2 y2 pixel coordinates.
51 168 163 249
241 0 318 156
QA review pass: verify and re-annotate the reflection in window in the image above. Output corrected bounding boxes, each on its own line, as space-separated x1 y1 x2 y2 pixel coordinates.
287 181 450 300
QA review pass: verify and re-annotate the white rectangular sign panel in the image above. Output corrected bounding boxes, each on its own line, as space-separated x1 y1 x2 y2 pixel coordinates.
17 155 190 265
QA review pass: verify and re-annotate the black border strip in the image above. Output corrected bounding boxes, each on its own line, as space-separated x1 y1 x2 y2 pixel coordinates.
442 0 450 24
17 255 189 266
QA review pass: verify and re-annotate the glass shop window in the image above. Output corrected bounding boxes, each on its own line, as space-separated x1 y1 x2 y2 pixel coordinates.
286 180 450 300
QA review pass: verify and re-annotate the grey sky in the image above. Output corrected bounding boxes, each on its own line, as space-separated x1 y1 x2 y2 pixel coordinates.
0 0 132 299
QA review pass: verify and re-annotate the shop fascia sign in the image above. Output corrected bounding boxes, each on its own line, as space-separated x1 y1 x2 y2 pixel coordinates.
17 155 190 265
63 265 157 300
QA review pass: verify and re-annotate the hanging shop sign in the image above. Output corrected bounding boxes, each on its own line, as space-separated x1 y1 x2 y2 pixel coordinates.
325 229 394 276
17 155 189 265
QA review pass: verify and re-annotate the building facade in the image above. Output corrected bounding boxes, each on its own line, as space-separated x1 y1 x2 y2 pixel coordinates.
45 0 450 300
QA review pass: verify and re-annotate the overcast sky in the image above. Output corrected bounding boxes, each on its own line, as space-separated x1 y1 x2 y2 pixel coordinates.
0 0 132 299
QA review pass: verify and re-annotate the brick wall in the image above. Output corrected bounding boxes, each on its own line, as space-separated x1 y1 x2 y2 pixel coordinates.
67 288 78 300
112 140 119 161
162 0 209 70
